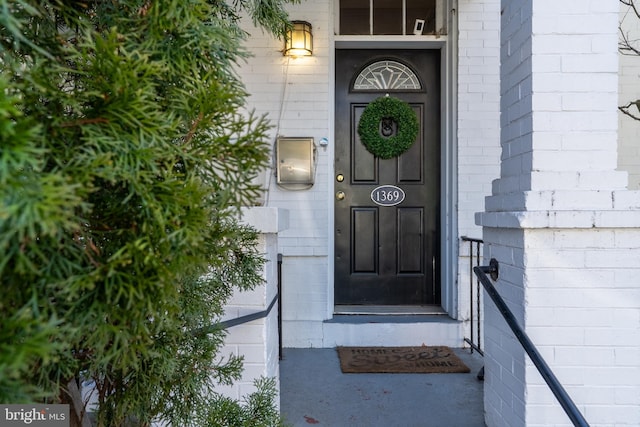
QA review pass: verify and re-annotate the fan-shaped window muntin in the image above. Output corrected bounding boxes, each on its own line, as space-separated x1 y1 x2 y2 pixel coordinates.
353 60 422 92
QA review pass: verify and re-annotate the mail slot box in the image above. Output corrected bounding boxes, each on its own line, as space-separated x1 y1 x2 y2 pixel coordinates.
276 137 315 185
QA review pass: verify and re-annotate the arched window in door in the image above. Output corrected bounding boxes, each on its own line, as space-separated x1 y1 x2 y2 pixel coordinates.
352 60 422 91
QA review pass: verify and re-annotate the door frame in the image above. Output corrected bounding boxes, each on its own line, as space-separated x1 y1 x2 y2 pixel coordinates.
329 38 459 318
334 49 441 306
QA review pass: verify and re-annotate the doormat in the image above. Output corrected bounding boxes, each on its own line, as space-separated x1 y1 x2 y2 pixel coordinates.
337 346 470 374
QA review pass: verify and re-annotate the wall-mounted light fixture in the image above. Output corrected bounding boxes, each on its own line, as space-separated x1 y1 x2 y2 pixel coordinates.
284 21 313 57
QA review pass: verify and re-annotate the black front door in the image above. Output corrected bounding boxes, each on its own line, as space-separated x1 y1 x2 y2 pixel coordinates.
334 49 441 306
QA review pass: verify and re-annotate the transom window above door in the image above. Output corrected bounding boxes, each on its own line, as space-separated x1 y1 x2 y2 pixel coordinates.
353 60 422 91
339 0 442 36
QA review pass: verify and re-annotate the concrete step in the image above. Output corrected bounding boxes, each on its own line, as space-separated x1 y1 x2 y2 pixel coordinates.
322 314 464 348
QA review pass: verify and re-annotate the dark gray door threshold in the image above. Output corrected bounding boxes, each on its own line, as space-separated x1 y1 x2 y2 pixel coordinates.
334 305 447 315
328 305 458 324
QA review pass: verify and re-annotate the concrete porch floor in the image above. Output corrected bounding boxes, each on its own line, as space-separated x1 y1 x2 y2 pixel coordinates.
279 347 486 427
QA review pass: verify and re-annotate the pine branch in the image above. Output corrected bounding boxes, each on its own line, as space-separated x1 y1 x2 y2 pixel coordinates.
59 118 110 127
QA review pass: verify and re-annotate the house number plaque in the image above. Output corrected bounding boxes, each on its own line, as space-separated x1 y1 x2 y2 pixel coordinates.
370 185 405 206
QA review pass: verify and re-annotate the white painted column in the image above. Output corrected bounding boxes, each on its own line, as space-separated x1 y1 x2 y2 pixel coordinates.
216 207 288 404
477 0 640 426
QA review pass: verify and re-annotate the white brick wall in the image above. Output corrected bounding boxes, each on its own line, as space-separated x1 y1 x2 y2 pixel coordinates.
236 1 332 347
280 256 328 322
529 0 622 188
215 208 285 402
456 0 501 355
237 0 503 345
523 229 640 427
482 224 640 427
491 0 627 215
457 0 501 238
481 1 640 426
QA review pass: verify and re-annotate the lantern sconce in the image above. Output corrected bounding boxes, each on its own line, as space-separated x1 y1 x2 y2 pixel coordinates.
284 21 313 57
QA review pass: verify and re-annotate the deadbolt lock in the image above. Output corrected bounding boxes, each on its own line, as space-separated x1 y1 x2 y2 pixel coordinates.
336 174 344 182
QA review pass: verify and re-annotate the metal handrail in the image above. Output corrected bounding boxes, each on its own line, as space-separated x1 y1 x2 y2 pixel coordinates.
474 260 589 427
218 293 279 329
194 292 278 335
195 254 283 350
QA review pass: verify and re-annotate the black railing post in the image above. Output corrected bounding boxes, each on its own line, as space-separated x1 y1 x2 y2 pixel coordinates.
461 236 484 356
469 239 474 351
475 239 481 352
278 253 283 361
474 259 590 427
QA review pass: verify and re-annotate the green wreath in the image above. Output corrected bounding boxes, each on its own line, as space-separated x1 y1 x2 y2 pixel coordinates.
357 96 419 159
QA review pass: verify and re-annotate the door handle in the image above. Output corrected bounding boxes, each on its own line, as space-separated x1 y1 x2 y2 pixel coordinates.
336 191 345 201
